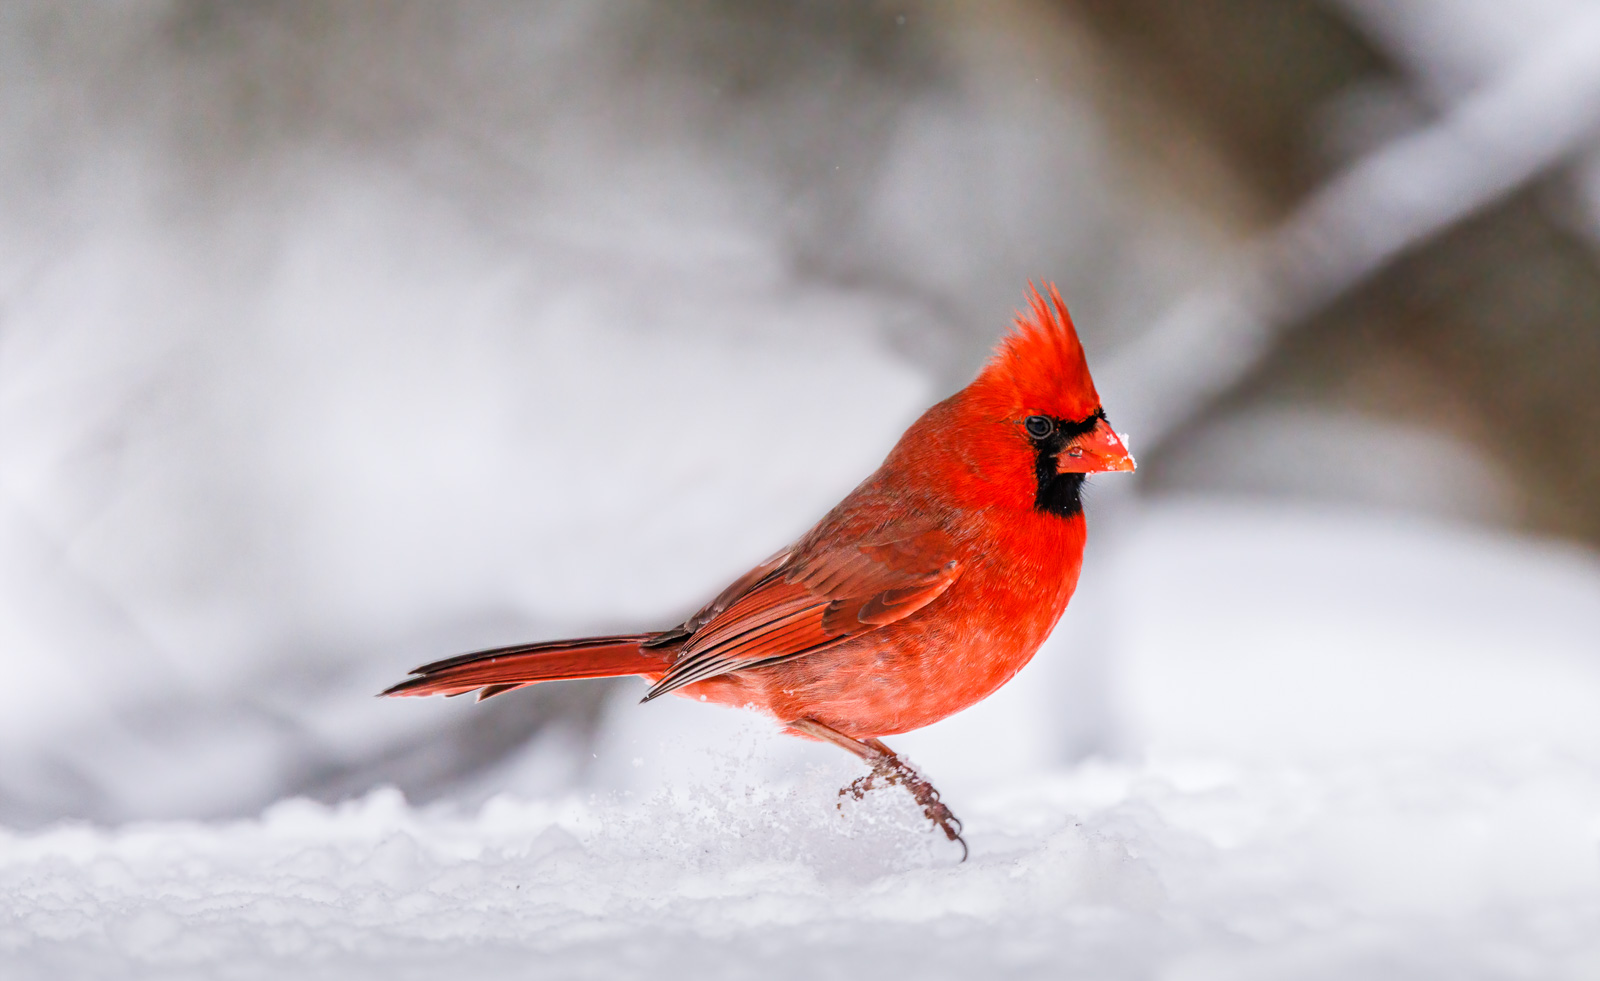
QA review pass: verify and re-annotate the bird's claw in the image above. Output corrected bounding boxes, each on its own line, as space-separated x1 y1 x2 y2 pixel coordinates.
837 754 968 861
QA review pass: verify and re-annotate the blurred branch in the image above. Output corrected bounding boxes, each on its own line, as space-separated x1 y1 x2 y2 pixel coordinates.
1103 7 1600 451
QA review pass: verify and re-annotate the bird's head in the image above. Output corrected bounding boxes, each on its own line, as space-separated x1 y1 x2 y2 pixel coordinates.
894 283 1134 518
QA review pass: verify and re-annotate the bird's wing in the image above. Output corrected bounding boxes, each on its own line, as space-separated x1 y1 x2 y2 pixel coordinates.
643 545 796 649
641 521 963 700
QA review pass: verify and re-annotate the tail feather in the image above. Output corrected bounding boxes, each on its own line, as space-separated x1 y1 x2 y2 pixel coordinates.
380 634 670 699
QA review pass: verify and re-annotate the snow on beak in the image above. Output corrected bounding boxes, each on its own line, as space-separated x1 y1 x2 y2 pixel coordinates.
1058 418 1136 474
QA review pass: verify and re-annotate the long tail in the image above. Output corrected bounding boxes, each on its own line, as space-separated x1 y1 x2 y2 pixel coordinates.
380 634 671 701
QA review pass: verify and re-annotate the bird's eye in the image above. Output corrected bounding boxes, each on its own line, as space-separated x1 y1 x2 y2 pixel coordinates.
1024 415 1054 439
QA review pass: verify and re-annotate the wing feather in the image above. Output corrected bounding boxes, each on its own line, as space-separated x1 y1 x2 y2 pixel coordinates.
642 522 962 701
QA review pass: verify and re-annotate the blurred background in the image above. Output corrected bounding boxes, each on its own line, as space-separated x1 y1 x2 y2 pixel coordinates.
2 0 1598 826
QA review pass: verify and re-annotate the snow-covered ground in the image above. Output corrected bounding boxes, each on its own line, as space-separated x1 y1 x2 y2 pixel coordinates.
8 755 1597 981
5 500 1598 980
5 6 1600 976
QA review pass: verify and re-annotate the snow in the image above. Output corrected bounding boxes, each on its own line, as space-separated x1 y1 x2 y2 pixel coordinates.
5 500 1600 979
4 759 1598 979
4 7 1600 976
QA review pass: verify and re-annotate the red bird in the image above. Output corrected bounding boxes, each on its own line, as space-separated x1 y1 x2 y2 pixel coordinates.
383 284 1134 856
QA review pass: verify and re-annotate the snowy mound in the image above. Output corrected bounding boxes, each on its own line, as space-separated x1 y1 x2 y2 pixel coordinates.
5 501 1600 979
4 757 1599 980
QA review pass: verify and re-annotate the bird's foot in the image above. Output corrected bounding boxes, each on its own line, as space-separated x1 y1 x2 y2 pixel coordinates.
839 754 967 861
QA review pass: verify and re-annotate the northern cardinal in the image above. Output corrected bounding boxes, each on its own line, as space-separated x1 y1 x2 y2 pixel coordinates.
384 284 1134 857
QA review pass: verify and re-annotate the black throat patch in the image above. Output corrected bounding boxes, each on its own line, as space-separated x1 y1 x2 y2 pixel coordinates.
1031 409 1104 518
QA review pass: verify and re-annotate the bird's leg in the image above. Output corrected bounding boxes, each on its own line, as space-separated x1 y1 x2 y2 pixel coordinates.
790 718 967 860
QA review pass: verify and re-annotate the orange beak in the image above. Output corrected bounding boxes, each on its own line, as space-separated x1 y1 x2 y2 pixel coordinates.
1058 418 1136 474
